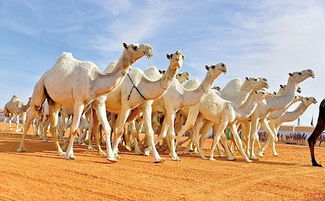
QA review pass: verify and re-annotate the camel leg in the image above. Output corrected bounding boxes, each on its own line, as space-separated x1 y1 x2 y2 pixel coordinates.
230 124 252 163
93 100 116 162
175 106 199 148
199 121 214 154
249 117 259 160
2 116 8 132
90 109 105 155
112 108 131 157
9 115 14 131
218 133 228 157
308 116 324 167
46 100 65 156
15 114 20 133
167 111 181 161
63 101 84 160
130 120 142 155
257 118 276 157
144 113 169 155
17 109 40 152
191 117 207 159
210 120 233 161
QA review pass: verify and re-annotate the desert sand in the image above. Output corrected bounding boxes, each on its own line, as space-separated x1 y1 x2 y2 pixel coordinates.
0 123 324 201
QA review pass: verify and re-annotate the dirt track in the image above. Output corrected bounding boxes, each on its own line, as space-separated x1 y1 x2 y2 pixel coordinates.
0 124 324 201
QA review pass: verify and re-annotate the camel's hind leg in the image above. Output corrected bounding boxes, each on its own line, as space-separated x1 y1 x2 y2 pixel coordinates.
229 124 252 163
47 99 65 156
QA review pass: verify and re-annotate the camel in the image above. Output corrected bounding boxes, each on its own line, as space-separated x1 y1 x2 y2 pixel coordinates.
176 77 269 149
91 50 185 163
221 77 269 106
3 95 30 133
176 72 190 84
197 90 273 161
17 43 153 162
308 98 325 167
247 70 314 159
268 97 317 154
145 63 227 161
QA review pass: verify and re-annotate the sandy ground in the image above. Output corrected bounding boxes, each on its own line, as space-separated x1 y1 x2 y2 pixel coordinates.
0 123 325 201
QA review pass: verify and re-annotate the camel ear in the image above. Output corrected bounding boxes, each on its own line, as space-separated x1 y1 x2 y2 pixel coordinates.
273 92 276 95
166 54 171 59
182 55 185 60
245 77 249 80
289 73 293 76
159 70 162 74
162 70 166 74
205 65 209 70
123 43 128 49
255 91 258 94
280 84 284 88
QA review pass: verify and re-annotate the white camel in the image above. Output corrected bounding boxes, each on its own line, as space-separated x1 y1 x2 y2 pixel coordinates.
193 91 272 162
146 63 227 161
176 77 269 148
91 50 184 163
248 69 314 159
3 95 30 133
267 97 317 154
17 43 153 162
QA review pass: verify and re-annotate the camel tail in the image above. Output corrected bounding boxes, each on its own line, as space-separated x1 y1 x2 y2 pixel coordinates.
30 78 49 112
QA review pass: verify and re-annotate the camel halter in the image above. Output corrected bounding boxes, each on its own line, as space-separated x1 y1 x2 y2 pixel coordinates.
200 84 209 94
127 73 147 101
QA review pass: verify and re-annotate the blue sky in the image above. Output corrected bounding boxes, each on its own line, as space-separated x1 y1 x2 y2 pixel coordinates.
0 0 324 126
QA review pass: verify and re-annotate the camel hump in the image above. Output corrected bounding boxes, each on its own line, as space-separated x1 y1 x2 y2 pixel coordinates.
183 78 200 90
221 78 243 100
104 60 118 73
61 52 73 58
144 66 162 80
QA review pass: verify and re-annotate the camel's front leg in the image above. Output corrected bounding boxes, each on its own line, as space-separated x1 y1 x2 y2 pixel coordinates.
191 116 206 159
210 120 232 160
257 118 276 157
230 124 252 163
249 117 259 160
112 107 131 158
167 111 181 161
15 114 20 133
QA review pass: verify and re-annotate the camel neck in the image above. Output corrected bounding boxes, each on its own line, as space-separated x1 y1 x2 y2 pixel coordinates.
136 64 178 100
181 72 217 107
266 79 296 110
235 94 259 120
93 51 132 96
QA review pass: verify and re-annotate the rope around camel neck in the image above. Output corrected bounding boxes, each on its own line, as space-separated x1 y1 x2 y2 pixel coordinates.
127 73 147 101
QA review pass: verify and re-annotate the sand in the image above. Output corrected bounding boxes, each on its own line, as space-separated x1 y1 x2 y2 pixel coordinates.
0 123 324 201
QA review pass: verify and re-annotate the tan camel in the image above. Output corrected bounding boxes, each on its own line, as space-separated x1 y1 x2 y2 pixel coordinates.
3 95 30 133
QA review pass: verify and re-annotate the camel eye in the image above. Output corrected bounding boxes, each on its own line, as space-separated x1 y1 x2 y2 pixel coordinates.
211 65 215 69
254 78 258 81
298 72 302 75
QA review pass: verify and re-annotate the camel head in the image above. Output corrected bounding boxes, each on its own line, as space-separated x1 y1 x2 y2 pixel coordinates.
254 90 273 100
302 97 317 105
123 43 153 65
205 63 227 78
176 72 190 83
166 50 185 70
288 69 315 83
243 77 269 91
292 95 304 104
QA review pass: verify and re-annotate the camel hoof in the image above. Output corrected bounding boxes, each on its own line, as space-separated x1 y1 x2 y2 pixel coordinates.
17 147 26 152
99 151 107 157
246 159 253 163
107 157 117 162
134 150 143 155
88 146 95 151
64 154 76 160
218 154 227 158
312 163 322 167
227 157 235 161
273 152 279 157
200 156 208 160
42 138 49 142
144 149 151 156
171 156 181 161
125 145 132 151
257 151 264 157
250 155 259 161
154 158 165 163
209 157 216 161
58 151 66 156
